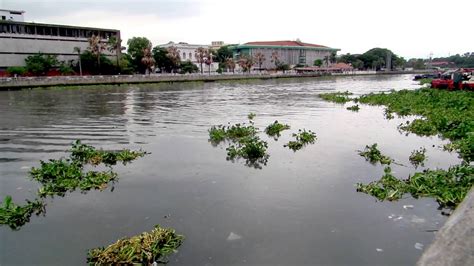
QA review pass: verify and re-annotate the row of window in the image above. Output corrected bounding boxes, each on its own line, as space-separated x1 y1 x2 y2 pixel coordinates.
0 23 117 39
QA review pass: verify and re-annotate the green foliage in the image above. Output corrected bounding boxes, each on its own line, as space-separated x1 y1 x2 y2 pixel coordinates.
79 51 116 75
285 129 317 151
319 91 353 103
358 143 393 165
0 196 45 230
208 125 227 143
346 105 360 112
179 60 199 74
248 113 256 120
59 63 75 75
338 48 405 70
215 45 234 64
25 53 58 76
6 66 27 76
265 120 290 138
209 123 258 144
358 88 474 162
313 59 323 67
226 136 269 168
276 63 290 72
409 147 427 167
419 78 433 85
87 225 184 265
357 164 474 208
70 140 147 166
152 47 174 73
127 37 152 73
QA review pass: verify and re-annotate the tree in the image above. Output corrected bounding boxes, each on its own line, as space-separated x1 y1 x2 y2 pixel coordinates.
59 62 74 75
195 47 208 74
216 45 233 64
73 47 82 76
225 57 236 73
238 55 254 73
127 37 152 73
6 66 27 76
179 61 199 74
25 53 58 76
141 44 155 75
323 55 330 67
253 52 266 71
204 50 213 75
166 46 181 73
270 51 280 69
88 34 106 71
79 50 115 75
152 47 173 73
313 59 323 67
107 36 122 69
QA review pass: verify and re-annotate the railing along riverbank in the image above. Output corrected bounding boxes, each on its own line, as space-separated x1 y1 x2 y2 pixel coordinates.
0 70 430 90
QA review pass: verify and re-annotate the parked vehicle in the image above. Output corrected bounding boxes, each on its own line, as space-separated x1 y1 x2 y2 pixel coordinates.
431 69 474 90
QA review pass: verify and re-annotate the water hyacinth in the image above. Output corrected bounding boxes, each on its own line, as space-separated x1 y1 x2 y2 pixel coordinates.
265 120 290 139
0 196 45 230
285 129 317 151
319 91 353 103
87 225 184 265
358 143 393 165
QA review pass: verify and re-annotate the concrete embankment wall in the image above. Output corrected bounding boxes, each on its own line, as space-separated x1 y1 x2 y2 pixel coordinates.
0 71 428 90
417 188 474 266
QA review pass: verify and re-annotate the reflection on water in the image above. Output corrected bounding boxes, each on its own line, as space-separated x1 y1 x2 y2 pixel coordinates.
0 75 462 265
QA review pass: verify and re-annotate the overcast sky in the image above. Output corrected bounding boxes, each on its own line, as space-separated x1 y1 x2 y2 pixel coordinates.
1 0 472 59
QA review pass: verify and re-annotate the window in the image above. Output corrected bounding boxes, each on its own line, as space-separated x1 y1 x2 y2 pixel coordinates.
189 53 192 59
183 52 186 59
1 16 6 20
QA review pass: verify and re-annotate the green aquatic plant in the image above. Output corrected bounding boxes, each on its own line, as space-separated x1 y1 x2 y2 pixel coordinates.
208 123 257 144
346 105 360 112
384 108 395 119
226 136 269 168
319 91 353 103
265 120 290 138
208 125 227 143
419 78 433 86
70 140 147 166
0 196 45 230
285 129 317 151
87 225 184 265
248 112 256 120
30 159 118 197
409 147 427 167
358 143 393 165
358 88 473 162
357 164 474 208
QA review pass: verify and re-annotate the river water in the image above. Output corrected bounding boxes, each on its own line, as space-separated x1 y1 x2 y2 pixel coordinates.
0 75 462 265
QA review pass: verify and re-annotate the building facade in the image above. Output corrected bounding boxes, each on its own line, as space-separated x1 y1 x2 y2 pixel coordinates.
157 41 219 72
232 40 340 69
0 10 120 70
0 9 24 22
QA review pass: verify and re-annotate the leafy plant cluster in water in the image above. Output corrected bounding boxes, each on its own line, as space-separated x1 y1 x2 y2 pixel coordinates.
319 91 353 103
409 147 427 167
0 140 147 230
358 143 393 165
356 164 473 209
265 120 290 139
346 104 360 112
87 225 184 265
0 196 45 230
285 129 317 151
358 88 473 162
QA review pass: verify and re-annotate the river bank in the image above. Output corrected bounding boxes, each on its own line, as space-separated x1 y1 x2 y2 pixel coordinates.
0 70 432 90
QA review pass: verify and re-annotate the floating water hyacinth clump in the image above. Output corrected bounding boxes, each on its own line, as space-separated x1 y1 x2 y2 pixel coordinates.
0 196 45 230
409 147 427 167
265 120 290 139
87 225 184 265
285 129 317 151
319 91 353 103
358 143 393 165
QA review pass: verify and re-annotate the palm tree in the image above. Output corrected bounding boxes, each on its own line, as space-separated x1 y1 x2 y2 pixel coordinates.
253 52 266 72
238 55 254 73
107 36 121 69
225 57 236 73
88 34 106 71
141 44 155 75
166 46 181 73
195 47 208 74
270 51 280 70
204 51 213 75
323 55 330 67
73 47 82 76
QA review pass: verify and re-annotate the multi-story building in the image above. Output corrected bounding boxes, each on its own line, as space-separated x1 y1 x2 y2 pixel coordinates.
157 41 219 72
232 40 340 69
0 10 120 71
0 9 25 22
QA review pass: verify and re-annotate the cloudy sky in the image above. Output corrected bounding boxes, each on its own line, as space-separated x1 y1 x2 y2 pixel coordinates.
1 0 471 59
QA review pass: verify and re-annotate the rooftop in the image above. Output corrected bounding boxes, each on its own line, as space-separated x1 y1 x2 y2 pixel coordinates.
0 9 25 14
245 40 328 48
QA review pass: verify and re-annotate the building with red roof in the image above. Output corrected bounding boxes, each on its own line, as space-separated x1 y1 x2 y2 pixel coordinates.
232 40 339 70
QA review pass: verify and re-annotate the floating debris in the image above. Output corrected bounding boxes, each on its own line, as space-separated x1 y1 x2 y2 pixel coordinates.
414 243 424 250
87 225 184 265
226 232 242 241
403 205 414 209
376 248 384 252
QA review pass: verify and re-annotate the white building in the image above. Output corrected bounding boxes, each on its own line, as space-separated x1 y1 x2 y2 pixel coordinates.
158 41 219 73
0 10 120 71
0 9 25 22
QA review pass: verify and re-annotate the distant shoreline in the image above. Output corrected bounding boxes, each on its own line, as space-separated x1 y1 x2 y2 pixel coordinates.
0 71 430 90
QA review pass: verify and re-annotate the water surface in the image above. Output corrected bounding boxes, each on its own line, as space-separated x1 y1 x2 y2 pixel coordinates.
0 75 461 265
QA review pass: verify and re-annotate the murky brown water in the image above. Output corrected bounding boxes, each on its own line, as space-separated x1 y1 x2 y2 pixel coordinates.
0 75 461 265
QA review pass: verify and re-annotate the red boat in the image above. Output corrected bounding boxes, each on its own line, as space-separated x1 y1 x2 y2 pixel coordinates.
431 69 474 90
